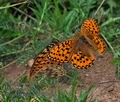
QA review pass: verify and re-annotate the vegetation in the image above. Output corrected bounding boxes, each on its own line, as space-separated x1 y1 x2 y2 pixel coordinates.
0 0 120 101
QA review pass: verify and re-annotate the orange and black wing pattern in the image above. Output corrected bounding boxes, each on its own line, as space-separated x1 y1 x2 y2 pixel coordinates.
48 39 78 63
71 52 95 69
70 39 96 69
29 41 60 79
80 18 106 55
29 18 106 79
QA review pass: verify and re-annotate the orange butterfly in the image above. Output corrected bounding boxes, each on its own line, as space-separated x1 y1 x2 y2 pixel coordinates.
29 18 106 79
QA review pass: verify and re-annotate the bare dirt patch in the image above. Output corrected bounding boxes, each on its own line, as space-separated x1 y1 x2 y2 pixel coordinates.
3 52 120 102
77 53 120 102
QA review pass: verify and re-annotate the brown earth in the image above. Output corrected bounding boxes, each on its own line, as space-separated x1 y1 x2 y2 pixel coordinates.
3 52 120 102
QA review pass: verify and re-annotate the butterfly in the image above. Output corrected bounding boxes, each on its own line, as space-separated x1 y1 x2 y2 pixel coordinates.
29 18 106 79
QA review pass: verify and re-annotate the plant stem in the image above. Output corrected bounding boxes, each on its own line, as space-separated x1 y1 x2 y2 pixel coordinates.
0 34 25 47
0 1 28 10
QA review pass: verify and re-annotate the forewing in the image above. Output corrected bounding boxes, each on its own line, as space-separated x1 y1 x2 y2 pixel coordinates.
80 18 106 55
49 39 77 63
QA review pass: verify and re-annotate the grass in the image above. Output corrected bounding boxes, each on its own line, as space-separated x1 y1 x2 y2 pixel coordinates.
0 0 120 101
0 71 95 102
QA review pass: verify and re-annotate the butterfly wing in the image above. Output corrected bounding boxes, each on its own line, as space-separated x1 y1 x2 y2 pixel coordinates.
80 18 100 37
71 52 95 69
29 49 54 79
80 18 106 55
29 41 60 79
70 39 95 69
49 39 78 63
92 35 106 55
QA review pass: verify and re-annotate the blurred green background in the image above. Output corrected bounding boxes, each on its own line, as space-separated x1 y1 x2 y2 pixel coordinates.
0 0 120 101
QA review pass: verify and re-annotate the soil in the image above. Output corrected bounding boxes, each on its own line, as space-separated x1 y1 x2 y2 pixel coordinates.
3 52 120 102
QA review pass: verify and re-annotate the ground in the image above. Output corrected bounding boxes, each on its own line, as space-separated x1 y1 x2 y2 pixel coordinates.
4 52 120 102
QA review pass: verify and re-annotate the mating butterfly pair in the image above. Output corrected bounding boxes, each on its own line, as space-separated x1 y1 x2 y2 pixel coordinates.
29 18 106 79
